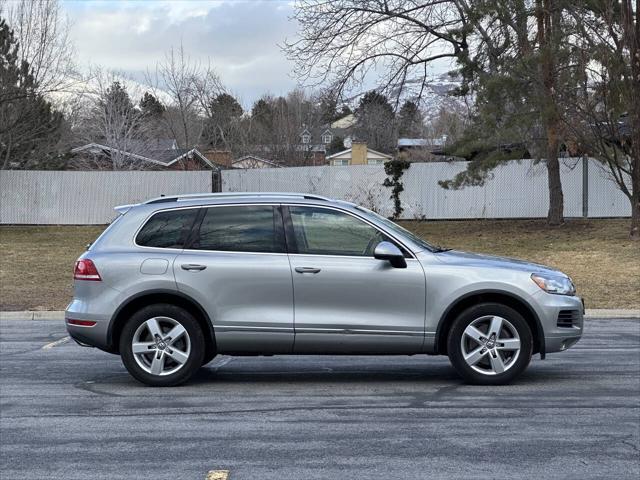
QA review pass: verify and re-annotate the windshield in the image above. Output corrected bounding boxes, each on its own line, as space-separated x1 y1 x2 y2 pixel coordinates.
355 206 436 252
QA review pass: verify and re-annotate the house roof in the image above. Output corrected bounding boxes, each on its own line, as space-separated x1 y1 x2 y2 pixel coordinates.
71 143 220 169
398 137 447 148
330 114 356 129
326 146 392 160
232 155 281 167
398 138 429 147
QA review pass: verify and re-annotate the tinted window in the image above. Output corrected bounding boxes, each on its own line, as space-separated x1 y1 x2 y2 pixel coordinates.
289 206 388 256
136 209 198 248
193 206 284 253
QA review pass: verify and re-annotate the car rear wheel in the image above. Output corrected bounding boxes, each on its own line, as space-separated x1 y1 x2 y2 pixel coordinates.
120 304 204 386
447 303 533 385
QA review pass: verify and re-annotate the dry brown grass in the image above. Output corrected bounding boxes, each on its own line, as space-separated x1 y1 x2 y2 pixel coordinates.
0 226 104 311
0 219 638 310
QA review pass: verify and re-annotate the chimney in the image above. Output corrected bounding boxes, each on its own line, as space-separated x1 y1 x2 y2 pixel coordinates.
202 149 232 168
351 142 367 165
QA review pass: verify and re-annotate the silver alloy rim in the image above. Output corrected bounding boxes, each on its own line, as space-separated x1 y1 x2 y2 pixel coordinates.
460 315 521 376
132 316 191 376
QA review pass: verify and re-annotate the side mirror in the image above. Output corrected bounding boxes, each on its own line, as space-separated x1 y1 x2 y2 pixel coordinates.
374 241 407 268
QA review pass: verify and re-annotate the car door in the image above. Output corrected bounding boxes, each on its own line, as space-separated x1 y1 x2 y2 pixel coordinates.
284 205 426 354
174 204 294 354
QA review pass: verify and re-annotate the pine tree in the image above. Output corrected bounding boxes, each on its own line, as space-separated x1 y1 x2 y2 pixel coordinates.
1 17 62 169
398 101 424 138
204 93 243 149
139 92 165 118
354 91 396 153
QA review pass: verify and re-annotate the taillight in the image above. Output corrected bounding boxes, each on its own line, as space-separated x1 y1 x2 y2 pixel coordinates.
74 259 101 281
66 318 97 327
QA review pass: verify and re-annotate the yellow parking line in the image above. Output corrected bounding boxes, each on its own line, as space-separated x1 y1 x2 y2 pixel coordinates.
206 470 229 480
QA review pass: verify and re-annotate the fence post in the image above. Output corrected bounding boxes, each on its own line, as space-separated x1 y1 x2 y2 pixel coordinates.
582 156 589 218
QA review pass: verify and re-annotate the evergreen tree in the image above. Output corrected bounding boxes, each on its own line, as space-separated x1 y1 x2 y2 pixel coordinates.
91 80 143 168
101 81 134 115
398 100 424 138
328 135 344 155
354 91 396 153
139 92 165 118
318 93 338 124
1 17 62 169
203 93 243 149
250 97 274 146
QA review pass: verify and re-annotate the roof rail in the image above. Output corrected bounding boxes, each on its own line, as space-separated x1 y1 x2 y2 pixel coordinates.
144 192 331 204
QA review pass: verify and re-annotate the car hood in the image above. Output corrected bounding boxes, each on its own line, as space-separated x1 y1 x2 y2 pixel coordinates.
431 250 565 276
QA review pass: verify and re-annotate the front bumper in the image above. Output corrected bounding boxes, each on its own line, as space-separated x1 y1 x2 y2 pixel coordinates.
533 291 584 354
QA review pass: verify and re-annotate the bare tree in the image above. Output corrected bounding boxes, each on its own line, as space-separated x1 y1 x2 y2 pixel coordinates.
285 1 465 103
563 1 640 240
2 0 76 96
73 70 149 170
286 1 580 225
146 45 216 149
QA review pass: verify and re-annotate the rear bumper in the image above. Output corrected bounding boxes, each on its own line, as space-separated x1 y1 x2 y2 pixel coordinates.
65 314 112 351
65 293 117 352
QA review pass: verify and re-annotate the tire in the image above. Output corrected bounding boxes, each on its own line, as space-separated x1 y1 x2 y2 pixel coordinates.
201 350 217 367
119 304 205 387
447 303 533 385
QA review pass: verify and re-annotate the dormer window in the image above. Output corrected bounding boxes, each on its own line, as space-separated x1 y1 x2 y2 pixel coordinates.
322 133 332 144
301 134 311 144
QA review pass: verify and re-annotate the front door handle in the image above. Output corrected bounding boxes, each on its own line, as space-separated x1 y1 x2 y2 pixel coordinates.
295 266 321 274
181 264 207 271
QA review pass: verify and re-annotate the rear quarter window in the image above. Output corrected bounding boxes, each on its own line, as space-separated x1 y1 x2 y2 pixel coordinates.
136 208 198 248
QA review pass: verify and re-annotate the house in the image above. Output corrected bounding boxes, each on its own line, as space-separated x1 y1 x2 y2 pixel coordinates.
398 136 448 152
297 114 357 158
232 155 281 169
70 141 228 170
326 142 392 166
397 136 454 162
299 125 334 154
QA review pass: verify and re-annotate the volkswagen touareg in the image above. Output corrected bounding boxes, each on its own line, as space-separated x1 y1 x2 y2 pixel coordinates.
66 193 583 386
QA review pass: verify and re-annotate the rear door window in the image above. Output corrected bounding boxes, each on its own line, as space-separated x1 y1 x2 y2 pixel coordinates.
136 208 198 248
191 205 285 253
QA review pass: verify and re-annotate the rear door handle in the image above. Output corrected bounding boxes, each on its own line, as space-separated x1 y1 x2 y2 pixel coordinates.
295 267 321 274
181 264 207 271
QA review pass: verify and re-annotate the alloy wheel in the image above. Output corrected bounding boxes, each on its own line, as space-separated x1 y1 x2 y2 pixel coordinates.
131 316 191 376
460 315 521 375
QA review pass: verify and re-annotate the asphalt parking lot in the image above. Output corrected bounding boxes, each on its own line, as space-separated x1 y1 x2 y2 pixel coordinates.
1 317 639 480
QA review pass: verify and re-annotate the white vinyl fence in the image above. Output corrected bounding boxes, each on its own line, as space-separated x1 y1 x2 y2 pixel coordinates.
0 171 212 224
222 158 630 219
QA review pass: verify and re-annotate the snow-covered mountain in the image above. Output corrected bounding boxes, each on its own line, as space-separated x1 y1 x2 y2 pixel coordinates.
47 74 173 112
344 73 468 114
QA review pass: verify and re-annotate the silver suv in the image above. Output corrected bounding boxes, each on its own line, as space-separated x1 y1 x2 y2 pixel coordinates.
66 193 583 386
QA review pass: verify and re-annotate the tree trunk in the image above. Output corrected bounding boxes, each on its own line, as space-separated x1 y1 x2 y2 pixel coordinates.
546 151 564 225
538 0 564 225
631 189 640 240
623 0 640 239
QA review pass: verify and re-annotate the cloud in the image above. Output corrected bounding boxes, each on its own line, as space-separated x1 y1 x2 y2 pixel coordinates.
63 0 299 105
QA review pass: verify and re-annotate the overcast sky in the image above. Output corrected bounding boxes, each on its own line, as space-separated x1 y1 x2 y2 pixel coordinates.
62 0 299 107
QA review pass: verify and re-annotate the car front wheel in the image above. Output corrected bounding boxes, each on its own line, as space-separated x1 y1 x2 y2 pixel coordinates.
119 304 205 387
447 303 533 385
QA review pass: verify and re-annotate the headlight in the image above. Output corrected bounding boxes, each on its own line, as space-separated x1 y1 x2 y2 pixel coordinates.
531 273 576 295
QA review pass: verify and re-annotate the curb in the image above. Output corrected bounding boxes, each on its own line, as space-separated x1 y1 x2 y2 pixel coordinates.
0 311 65 320
1 309 639 320
584 309 640 319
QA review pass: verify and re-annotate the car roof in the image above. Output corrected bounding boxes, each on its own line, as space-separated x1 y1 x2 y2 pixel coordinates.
115 192 357 215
